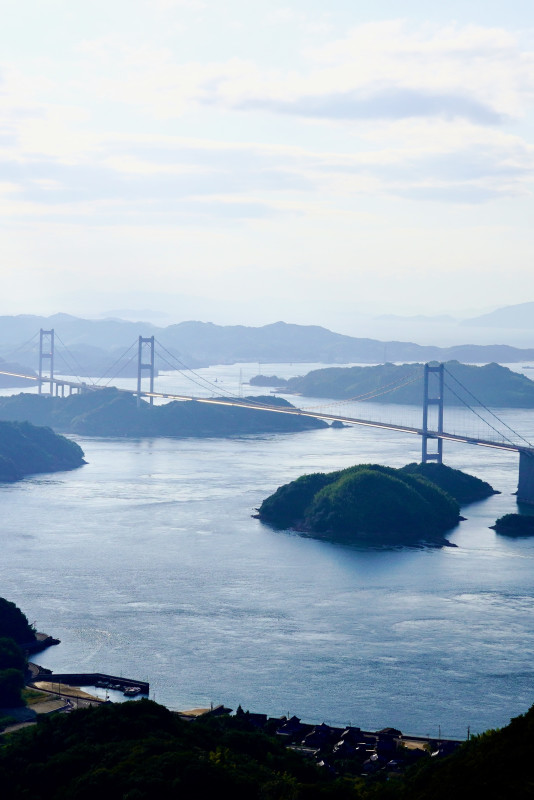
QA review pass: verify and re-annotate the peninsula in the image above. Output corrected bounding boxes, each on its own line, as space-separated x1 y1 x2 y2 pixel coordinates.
0 420 85 482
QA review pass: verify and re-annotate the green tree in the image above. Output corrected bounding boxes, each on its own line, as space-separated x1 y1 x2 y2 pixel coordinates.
0 667 25 707
0 597 35 643
0 637 26 671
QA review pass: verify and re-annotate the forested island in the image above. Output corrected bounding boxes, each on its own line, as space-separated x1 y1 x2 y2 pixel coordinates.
0 390 327 438
491 513 534 537
0 420 85 482
255 361 534 407
258 463 495 546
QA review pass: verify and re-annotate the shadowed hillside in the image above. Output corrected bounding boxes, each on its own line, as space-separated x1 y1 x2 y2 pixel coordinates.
0 420 85 482
0 390 327 438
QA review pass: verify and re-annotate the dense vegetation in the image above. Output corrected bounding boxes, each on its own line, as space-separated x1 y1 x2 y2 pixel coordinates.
0 390 327 437
490 513 534 536
396 703 534 800
1 697 534 799
281 361 534 408
400 463 496 504
258 464 462 545
0 599 35 645
0 700 356 799
0 598 35 709
0 420 85 481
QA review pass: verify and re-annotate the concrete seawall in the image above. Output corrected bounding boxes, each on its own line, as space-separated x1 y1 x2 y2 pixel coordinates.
32 670 149 695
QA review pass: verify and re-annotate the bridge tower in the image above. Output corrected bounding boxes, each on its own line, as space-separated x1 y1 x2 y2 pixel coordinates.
38 328 54 395
517 449 534 505
422 363 444 464
137 336 155 407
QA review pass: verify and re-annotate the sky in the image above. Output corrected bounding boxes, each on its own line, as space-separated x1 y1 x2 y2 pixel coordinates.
1 0 534 335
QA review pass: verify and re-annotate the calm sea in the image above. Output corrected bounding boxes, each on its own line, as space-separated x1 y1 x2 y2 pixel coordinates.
2 361 534 739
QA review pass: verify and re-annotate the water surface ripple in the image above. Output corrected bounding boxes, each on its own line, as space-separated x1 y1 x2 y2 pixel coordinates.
2 389 534 738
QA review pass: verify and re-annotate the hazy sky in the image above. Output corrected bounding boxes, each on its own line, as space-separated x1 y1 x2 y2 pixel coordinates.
2 0 534 332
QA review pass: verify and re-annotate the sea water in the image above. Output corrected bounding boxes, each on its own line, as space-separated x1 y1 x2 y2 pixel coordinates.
2 364 534 739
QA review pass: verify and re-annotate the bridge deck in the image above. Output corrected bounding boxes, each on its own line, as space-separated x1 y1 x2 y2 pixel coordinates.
0 370 528 455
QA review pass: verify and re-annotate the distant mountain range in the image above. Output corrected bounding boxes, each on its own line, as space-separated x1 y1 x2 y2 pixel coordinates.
461 302 534 329
0 314 534 380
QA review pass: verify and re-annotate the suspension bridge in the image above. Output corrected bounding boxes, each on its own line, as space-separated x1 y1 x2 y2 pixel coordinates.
1 328 534 503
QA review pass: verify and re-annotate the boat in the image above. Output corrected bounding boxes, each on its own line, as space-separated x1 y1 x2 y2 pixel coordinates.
123 686 142 697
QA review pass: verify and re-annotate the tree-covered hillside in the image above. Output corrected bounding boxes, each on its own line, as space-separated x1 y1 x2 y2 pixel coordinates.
0 420 85 481
2 696 534 799
0 700 353 799
283 361 534 407
398 704 534 800
0 597 36 710
0 390 327 437
258 463 468 545
401 462 496 504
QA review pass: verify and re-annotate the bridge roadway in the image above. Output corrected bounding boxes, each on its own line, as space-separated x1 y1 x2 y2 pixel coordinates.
0 369 527 454
141 391 526 454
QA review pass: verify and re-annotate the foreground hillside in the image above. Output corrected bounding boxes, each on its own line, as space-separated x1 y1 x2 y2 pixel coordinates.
0 389 327 437
0 420 85 481
1 697 533 799
0 700 349 799
280 361 534 407
399 703 534 800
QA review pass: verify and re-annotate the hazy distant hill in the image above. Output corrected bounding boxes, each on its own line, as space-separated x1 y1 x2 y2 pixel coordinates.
1 315 534 374
462 301 534 329
0 357 37 388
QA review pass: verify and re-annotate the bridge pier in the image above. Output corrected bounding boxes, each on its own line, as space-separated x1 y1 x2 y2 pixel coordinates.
517 449 534 505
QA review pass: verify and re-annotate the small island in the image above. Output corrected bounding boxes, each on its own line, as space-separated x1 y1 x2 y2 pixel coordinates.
249 374 288 388
490 514 534 537
0 420 85 482
257 463 483 546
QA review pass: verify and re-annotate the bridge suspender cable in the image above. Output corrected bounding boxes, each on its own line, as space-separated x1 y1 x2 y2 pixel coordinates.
2 331 40 362
94 341 138 386
443 366 533 448
154 339 243 399
54 333 96 386
302 369 424 409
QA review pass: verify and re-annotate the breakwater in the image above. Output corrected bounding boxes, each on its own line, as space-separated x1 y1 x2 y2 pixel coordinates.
32 669 149 695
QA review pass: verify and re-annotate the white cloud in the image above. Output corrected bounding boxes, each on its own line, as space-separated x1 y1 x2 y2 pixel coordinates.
1 8 534 320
